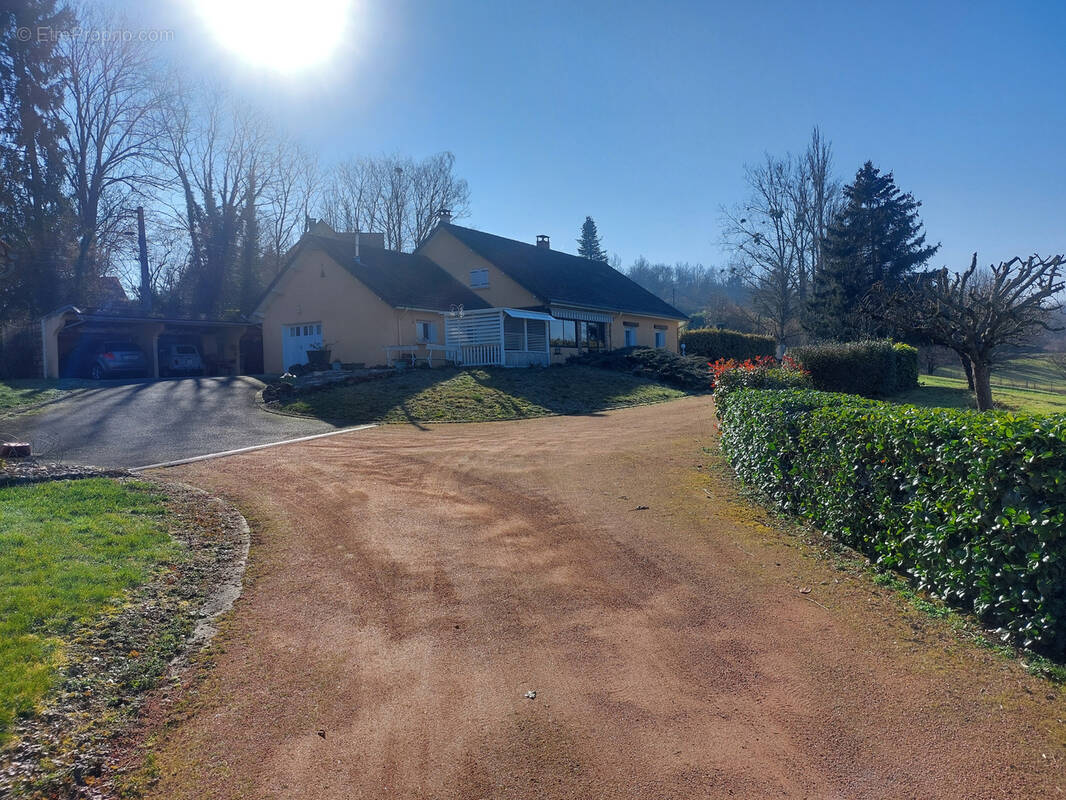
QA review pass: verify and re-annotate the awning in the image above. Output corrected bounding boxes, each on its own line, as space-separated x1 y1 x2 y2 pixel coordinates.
549 306 613 323
502 308 555 321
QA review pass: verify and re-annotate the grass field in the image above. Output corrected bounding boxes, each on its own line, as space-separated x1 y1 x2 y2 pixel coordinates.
275 365 690 424
0 479 176 738
0 380 68 415
896 355 1066 414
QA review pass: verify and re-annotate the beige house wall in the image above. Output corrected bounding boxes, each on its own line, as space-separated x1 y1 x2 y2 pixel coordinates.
613 312 681 352
418 229 542 309
259 247 429 372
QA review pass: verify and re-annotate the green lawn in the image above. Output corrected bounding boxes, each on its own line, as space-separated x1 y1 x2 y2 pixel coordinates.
896 355 1066 415
929 355 1065 393
0 380 69 414
0 479 177 738
276 365 690 424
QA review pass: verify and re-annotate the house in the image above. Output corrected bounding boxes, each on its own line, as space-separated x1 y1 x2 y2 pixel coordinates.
255 225 490 372
254 215 686 372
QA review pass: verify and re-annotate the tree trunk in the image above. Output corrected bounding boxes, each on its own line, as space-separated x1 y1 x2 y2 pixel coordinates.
971 359 994 412
959 353 975 390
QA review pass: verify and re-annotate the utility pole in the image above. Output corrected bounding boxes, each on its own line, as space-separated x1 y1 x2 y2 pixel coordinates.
137 206 152 313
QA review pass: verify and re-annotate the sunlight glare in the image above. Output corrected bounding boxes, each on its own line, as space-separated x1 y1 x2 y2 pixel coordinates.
191 0 351 73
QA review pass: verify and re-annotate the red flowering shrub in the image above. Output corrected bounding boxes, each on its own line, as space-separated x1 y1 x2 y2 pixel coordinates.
710 355 810 398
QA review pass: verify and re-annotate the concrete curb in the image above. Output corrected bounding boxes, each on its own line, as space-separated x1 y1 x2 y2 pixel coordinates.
129 423 379 471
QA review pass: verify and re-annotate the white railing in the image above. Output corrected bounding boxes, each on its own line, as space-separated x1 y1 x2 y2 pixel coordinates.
459 344 502 366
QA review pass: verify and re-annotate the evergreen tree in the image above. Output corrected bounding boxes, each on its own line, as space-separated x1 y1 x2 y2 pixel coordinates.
577 215 607 261
808 161 939 340
0 0 76 318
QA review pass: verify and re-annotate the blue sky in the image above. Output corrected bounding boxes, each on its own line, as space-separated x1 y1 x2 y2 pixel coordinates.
118 0 1064 270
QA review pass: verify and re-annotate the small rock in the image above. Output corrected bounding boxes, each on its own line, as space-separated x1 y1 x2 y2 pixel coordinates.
524 690 536 700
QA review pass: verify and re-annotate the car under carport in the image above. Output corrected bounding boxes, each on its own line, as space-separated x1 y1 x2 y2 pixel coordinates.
41 306 262 379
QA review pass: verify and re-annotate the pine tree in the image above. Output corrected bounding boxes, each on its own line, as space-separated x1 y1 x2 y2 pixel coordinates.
808 161 939 340
577 216 607 261
0 0 76 318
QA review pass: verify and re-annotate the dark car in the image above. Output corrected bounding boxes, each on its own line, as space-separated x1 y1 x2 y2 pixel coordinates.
89 340 149 380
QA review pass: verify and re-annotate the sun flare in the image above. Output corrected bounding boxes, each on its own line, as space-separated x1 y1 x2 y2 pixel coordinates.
191 0 352 74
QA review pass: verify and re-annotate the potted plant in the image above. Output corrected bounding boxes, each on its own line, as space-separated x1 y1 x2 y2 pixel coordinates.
306 341 336 370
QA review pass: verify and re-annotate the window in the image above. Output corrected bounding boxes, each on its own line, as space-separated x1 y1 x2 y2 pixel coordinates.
504 317 548 352
581 321 606 351
504 315 525 350
469 268 489 288
415 320 437 343
549 319 577 348
623 322 638 347
525 319 547 351
654 326 667 348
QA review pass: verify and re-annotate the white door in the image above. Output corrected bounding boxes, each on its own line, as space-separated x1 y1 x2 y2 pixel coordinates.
282 323 322 369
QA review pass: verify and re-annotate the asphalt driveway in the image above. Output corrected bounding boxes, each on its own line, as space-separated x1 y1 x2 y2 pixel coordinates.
0 376 336 469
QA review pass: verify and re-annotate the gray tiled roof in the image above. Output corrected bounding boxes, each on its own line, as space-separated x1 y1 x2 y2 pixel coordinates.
276 234 491 312
425 224 687 320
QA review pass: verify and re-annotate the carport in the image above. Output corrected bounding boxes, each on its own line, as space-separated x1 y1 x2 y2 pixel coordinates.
41 306 261 379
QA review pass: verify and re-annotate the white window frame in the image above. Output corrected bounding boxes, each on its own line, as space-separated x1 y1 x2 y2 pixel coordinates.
415 319 437 343
469 268 489 289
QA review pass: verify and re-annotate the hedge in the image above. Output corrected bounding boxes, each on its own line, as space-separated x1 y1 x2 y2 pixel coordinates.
790 340 917 396
567 347 710 391
680 328 776 362
717 388 1066 656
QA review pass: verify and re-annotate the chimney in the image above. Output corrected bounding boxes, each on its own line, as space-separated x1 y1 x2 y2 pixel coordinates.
536 234 550 249
354 231 361 262
437 208 452 226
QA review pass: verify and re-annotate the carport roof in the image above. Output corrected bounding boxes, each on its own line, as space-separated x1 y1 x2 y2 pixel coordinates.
46 306 255 327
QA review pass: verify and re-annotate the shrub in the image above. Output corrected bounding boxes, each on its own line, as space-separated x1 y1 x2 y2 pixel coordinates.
790 340 906 396
567 347 709 391
680 327 776 362
717 387 1066 656
894 343 919 390
710 355 812 397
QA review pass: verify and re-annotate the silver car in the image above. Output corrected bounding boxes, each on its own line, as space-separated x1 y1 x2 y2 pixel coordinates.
158 343 204 377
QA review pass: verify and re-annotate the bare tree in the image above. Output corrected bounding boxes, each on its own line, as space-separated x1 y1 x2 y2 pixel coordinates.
802 126 839 288
155 87 271 315
885 253 1065 410
320 156 386 234
262 140 318 275
722 154 804 355
319 151 470 251
57 3 165 301
409 151 470 246
917 344 955 375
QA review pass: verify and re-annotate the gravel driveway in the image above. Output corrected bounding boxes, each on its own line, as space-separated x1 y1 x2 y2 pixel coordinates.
1 376 334 468
138 397 1064 799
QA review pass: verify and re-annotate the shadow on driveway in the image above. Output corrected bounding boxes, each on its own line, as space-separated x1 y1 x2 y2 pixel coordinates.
1 376 336 469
